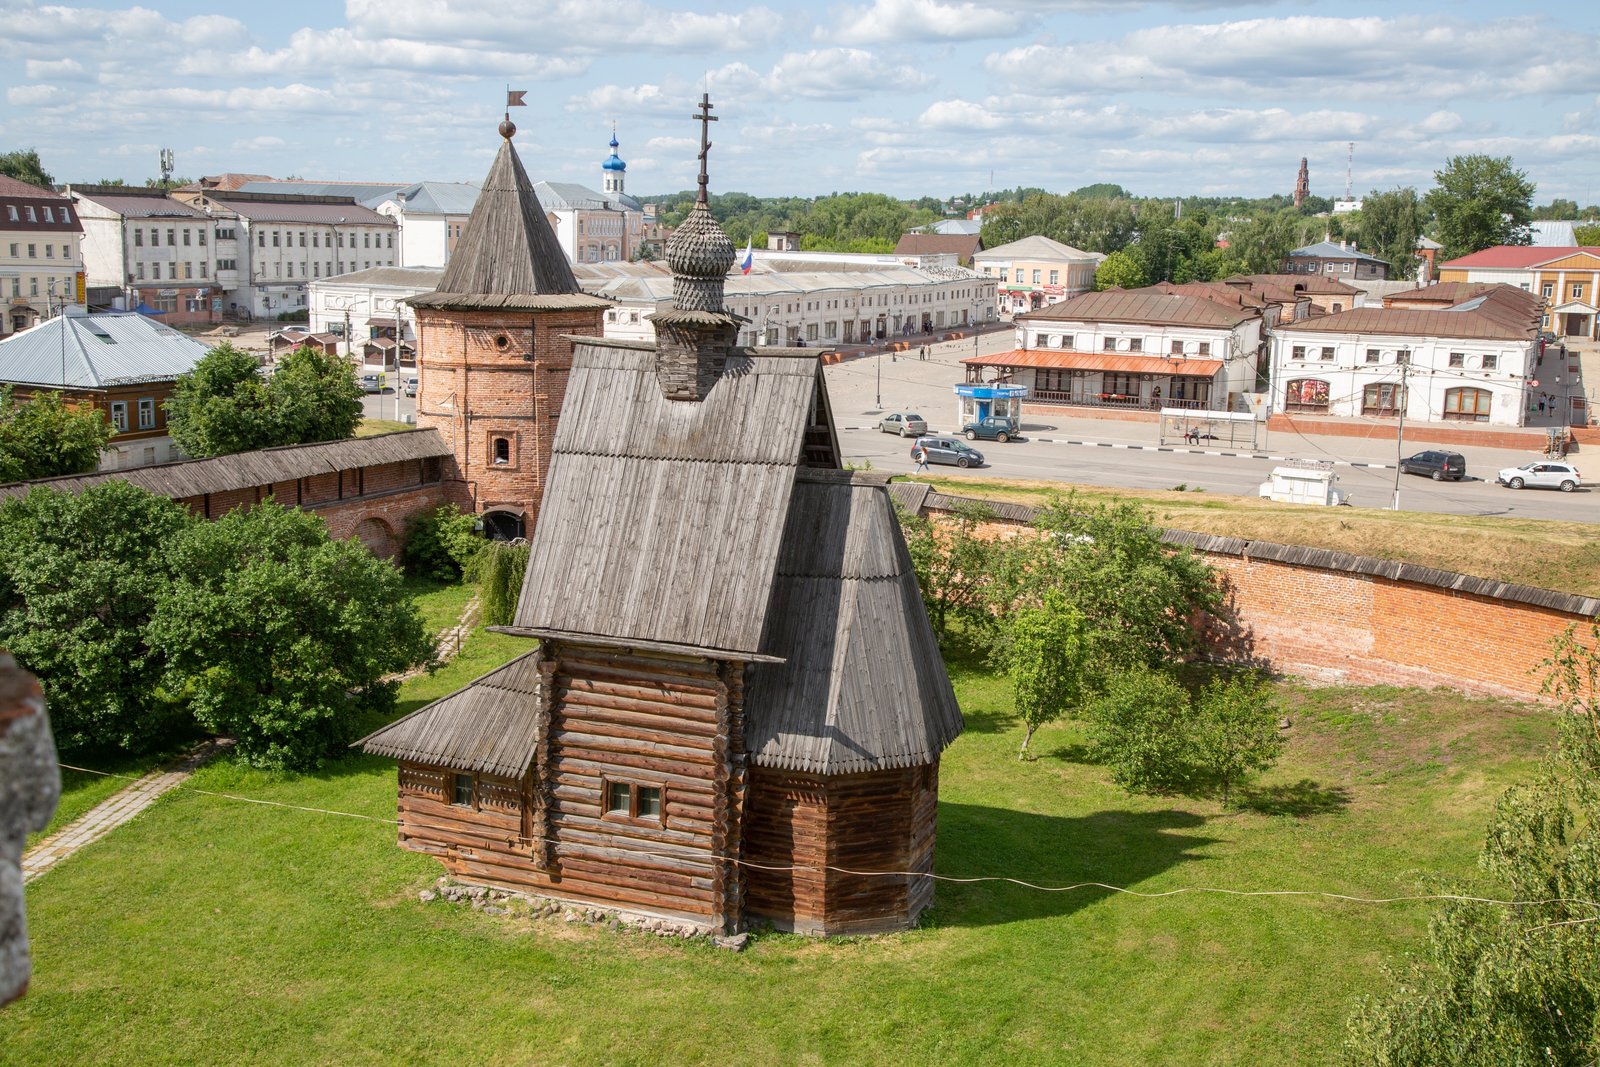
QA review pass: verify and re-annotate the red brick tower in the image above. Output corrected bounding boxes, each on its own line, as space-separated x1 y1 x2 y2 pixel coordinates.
410 115 610 539
1293 157 1310 208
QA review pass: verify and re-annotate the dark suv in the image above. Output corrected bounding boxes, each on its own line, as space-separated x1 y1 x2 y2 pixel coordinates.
1399 450 1466 481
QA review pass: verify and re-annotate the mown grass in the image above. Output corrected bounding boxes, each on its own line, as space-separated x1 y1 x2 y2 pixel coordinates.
354 418 413 438
915 473 1600 597
5 633 1557 1066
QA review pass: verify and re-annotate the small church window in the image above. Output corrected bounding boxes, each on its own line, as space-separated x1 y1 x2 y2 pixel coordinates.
452 774 473 807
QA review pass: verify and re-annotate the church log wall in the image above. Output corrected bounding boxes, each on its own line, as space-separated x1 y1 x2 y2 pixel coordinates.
394 645 743 930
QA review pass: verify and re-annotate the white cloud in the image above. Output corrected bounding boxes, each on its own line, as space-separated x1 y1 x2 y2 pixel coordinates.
822 0 1021 45
24 59 85 79
345 0 785 53
768 49 931 98
179 29 589 79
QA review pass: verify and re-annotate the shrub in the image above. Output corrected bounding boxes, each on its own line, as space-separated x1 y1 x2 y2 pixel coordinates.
1085 668 1196 794
403 504 483 582
1190 676 1284 805
477 540 530 628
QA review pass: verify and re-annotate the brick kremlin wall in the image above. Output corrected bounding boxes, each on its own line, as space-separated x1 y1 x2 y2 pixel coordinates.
909 488 1600 704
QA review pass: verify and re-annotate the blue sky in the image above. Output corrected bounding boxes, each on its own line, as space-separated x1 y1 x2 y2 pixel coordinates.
4 0 1598 204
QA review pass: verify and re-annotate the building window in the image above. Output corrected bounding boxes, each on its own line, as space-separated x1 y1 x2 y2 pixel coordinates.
184 262 193 279
1341 263 1350 273
24 206 36 222
1170 340 1184 355
134 229 144 247
137 398 155 429
1127 338 1142 352
1320 347 1334 361
312 233 320 247
492 436 511 466
1049 270 1059 285
42 207 53 223
258 232 265 247
299 232 306 247
4 206 15 221
1443 387 1492 421
1573 285 1585 300
59 206 70 223
168 262 177 279
1542 283 1554 297
1284 378 1330 413
218 227 234 240
1291 345 1306 360
604 780 662 821
136 263 145 280
1365 348 1380 363
200 261 207 277
109 401 128 431
183 229 191 246
1482 354 1498 370
452 774 473 807
1362 383 1406 417
1448 352 1465 368
198 230 206 246
26 244 35 258
1197 342 1211 356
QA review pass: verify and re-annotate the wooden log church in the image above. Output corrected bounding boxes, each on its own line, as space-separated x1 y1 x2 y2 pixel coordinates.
359 98 962 935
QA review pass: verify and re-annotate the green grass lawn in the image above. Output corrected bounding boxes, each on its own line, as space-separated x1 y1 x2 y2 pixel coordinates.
5 635 1556 1066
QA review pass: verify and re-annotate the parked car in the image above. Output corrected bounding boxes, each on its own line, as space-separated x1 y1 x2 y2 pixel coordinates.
911 436 985 468
358 374 383 394
879 412 928 437
1497 461 1582 492
962 416 1022 443
1399 450 1466 481
403 376 419 397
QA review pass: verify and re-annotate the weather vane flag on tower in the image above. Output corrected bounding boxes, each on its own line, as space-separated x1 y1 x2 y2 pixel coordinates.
507 89 527 108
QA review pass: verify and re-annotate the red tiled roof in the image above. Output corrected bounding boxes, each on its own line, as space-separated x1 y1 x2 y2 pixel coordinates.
893 233 981 260
963 348 1224 377
1440 246 1600 269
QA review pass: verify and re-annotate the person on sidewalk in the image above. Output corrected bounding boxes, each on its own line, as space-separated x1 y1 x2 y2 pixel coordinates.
913 444 930 473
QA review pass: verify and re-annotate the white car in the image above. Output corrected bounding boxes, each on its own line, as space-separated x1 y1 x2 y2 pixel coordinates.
1496 461 1582 492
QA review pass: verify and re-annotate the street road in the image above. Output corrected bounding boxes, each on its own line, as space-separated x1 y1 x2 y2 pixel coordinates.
821 329 1597 523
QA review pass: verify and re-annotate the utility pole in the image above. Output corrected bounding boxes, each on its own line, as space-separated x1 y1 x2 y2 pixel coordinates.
1390 359 1410 510
875 347 881 409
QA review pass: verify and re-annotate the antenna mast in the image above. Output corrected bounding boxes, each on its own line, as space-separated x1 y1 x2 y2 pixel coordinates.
1345 142 1354 201
159 147 174 190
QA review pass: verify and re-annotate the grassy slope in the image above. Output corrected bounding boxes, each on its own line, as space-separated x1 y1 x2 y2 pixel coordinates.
4 635 1555 1066
916 474 1600 598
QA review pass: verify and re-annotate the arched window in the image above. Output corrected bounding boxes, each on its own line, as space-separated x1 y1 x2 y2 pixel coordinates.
1443 387 1492 422
1283 378 1330 412
492 437 511 466
481 511 525 541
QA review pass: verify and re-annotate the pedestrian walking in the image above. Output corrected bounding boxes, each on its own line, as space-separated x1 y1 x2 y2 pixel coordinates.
1538 396 1547 415
913 444 930 473
919 346 927 361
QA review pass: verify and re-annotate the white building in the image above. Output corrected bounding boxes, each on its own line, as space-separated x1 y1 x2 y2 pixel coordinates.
306 265 443 372
173 190 396 320
969 286 1266 412
366 182 480 269
1271 284 1541 427
67 186 219 325
0 175 84 338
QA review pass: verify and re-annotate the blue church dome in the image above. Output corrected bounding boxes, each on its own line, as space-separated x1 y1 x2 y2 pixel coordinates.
603 130 626 171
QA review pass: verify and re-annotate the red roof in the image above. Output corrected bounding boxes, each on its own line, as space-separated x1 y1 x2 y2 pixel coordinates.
963 348 1224 377
1441 246 1600 269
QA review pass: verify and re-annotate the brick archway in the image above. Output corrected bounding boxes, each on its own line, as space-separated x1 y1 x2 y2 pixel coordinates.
352 515 399 559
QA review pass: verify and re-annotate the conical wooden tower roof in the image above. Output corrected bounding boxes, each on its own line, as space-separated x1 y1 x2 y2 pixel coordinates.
410 129 608 312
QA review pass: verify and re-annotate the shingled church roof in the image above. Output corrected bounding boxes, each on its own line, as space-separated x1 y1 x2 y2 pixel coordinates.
409 130 608 313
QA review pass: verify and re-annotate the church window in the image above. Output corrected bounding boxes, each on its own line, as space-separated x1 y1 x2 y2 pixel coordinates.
492 437 511 466
452 774 473 807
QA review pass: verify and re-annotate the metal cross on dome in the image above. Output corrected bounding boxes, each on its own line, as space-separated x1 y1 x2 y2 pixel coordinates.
692 92 717 205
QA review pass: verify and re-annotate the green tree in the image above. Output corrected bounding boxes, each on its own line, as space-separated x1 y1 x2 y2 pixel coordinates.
1085 668 1195 793
164 342 276 457
0 149 53 188
268 344 363 445
402 504 484 582
0 386 114 482
995 591 1090 757
0 483 193 750
1225 212 1301 275
1191 676 1283 805
1344 620 1600 1066
1532 197 1579 220
150 503 434 769
1357 188 1425 281
1022 493 1221 687
1095 250 1146 290
165 342 363 458
900 502 1014 647
1426 154 1536 260
1575 223 1600 247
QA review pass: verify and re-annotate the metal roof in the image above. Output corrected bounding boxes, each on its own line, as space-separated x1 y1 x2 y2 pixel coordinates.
0 311 210 389
1278 283 1539 341
411 138 605 312
322 266 445 289
364 182 481 216
964 348 1224 377
513 338 821 655
355 649 544 777
237 180 409 202
1442 245 1600 270
533 180 640 214
205 195 393 225
974 235 1100 263
69 188 208 220
744 472 963 774
1020 287 1256 329
1288 241 1390 264
0 429 450 502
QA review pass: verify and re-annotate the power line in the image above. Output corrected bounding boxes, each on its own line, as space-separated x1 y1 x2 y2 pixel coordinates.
54 761 1600 918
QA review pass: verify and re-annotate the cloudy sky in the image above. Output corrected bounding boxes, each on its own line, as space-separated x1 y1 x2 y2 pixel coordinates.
4 0 1598 204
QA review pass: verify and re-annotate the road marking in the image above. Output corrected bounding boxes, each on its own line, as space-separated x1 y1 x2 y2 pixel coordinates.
843 428 1397 470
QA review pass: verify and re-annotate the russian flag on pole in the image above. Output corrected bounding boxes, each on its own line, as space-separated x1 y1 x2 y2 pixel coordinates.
740 239 753 275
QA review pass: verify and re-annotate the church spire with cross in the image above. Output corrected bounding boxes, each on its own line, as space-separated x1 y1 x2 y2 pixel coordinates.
649 92 746 401
602 121 626 198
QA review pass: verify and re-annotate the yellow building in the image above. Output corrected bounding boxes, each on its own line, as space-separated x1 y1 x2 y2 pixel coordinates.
1438 246 1600 339
971 236 1102 315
